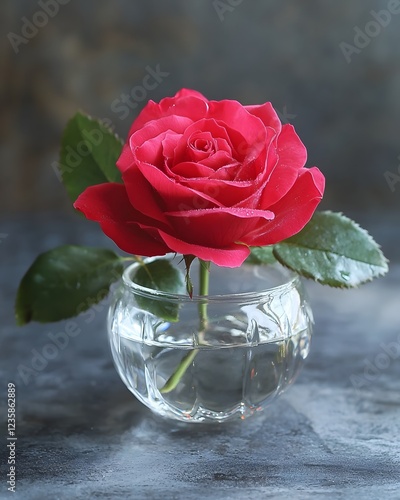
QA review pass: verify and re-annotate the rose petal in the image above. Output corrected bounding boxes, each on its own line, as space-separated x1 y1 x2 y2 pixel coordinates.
208 161 240 180
245 102 282 135
166 207 274 248
245 167 325 246
233 146 278 210
74 183 136 222
276 124 307 170
182 177 256 207
230 125 276 183
171 161 216 178
128 90 209 136
116 143 135 173
208 100 269 155
172 118 235 164
130 115 193 152
122 168 169 225
196 150 235 171
74 183 170 256
158 230 250 267
258 163 299 209
134 132 165 167
187 131 217 161
100 221 170 257
252 125 308 209
161 131 184 161
135 160 222 210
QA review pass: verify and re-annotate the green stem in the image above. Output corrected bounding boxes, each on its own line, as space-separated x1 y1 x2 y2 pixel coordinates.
159 349 198 394
159 259 210 394
198 259 210 332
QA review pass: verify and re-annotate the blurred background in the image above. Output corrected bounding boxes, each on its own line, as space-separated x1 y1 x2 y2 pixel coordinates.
1 0 400 217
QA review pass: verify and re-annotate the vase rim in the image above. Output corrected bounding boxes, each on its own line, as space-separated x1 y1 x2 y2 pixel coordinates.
121 255 301 303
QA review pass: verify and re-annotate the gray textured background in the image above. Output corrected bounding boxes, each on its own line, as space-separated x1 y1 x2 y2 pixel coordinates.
1 0 400 214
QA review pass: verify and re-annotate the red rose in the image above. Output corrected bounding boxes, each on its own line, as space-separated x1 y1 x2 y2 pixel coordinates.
74 89 325 267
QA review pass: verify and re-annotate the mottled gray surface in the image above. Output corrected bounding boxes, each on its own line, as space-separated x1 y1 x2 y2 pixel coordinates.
2 0 400 213
0 214 399 499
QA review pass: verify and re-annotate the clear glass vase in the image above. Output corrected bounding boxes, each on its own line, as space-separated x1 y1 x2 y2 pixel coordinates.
108 256 313 424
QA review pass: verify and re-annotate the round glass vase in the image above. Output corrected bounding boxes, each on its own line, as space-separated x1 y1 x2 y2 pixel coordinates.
108 256 313 424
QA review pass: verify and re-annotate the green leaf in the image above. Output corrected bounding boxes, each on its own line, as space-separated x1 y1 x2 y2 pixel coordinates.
15 246 124 325
246 246 277 265
59 112 123 202
273 211 389 288
133 259 186 322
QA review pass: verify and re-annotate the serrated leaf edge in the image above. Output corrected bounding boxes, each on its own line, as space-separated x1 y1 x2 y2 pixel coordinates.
273 247 388 289
284 211 389 268
273 211 389 288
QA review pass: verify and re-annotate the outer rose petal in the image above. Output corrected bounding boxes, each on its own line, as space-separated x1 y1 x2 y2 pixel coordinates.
128 89 209 136
245 102 282 136
122 167 169 225
276 124 307 170
258 163 299 209
116 143 135 173
246 167 325 246
173 88 208 100
130 115 193 152
158 230 251 267
233 126 301 210
99 221 169 257
258 125 307 208
166 207 274 248
74 183 170 256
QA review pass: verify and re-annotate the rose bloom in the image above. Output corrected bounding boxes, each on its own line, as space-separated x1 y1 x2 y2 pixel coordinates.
75 89 325 267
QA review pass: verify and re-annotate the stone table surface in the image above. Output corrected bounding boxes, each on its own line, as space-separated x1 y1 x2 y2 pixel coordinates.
0 214 399 500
